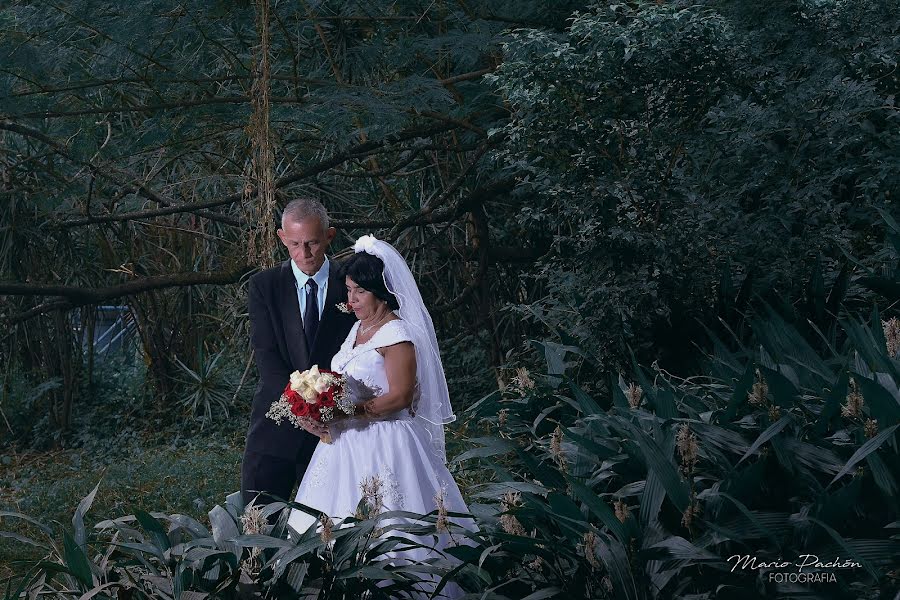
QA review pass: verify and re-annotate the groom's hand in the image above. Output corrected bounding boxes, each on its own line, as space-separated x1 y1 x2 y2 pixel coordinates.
297 416 328 437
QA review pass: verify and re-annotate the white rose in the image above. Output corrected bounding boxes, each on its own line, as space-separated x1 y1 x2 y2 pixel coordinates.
305 383 320 403
298 382 317 403
313 376 330 394
289 370 304 392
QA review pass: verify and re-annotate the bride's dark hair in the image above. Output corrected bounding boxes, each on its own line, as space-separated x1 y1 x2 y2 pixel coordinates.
338 252 400 309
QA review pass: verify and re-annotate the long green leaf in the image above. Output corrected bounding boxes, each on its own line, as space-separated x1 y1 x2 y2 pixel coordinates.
562 426 618 460
73 481 100 549
567 376 604 415
0 510 54 536
722 363 755 421
830 424 900 485
520 588 562 600
135 510 170 552
0 530 49 549
616 419 690 511
736 415 791 465
568 479 627 543
807 518 880 579
62 530 94 587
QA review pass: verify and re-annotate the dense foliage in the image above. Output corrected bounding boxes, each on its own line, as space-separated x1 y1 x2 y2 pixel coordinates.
3 308 899 597
491 0 899 370
2 0 899 596
2 0 898 432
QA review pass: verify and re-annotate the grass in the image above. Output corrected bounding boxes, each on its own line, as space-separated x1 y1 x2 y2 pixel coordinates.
0 437 242 579
0 344 494 583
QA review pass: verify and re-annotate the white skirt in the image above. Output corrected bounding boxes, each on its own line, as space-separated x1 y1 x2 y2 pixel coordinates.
288 415 475 597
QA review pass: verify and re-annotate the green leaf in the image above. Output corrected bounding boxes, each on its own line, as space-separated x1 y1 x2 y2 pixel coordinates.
715 493 783 548
78 582 122 600
653 387 677 420
737 415 791 465
758 367 798 409
208 504 240 560
471 481 548 499
231 534 295 549
617 419 690 512
0 530 49 549
283 562 308 593
611 373 631 411
514 447 566 489
135 510 170 553
594 530 638 600
520 588 562 600
452 438 516 463
807 518 880 579
568 479 628 545
865 452 898 497
531 340 580 377
647 535 723 564
0 511 54 536
829 424 900 485
73 481 100 549
562 426 617 460
640 471 665 527
722 363 755 422
566 376 604 415
815 370 849 436
854 376 900 425
62 530 93 587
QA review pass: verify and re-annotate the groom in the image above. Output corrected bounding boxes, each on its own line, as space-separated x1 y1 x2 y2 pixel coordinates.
241 198 356 507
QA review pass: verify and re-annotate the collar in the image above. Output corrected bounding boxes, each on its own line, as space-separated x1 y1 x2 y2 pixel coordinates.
290 257 330 289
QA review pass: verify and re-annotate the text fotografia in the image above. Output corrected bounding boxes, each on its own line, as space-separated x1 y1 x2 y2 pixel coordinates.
727 554 863 584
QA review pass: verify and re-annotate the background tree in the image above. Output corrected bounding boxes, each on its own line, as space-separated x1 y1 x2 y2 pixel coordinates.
490 0 898 375
1 1 587 440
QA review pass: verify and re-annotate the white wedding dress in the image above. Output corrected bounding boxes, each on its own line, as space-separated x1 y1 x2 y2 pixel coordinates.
288 319 473 596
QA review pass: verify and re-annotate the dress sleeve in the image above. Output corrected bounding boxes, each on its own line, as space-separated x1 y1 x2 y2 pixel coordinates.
376 320 415 348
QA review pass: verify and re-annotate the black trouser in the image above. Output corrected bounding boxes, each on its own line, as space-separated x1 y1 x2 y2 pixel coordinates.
240 438 318 511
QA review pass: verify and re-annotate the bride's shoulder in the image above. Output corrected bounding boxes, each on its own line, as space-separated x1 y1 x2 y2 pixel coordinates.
379 318 414 343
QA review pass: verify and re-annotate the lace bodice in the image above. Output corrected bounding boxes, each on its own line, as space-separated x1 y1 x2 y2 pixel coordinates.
330 319 419 420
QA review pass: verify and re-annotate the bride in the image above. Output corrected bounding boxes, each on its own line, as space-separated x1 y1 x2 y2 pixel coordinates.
286 234 473 596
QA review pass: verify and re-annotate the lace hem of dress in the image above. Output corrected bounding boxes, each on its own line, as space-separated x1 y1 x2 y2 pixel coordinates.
307 456 411 512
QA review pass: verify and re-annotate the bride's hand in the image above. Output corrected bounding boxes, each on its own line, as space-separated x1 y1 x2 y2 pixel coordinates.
362 399 388 419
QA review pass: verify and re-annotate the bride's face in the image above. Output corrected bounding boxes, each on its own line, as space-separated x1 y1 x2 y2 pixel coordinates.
346 276 383 320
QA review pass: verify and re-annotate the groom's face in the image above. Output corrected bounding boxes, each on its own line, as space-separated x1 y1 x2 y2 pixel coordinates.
277 217 336 275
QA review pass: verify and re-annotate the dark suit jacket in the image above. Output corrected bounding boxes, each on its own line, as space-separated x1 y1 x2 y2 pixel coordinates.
245 259 356 459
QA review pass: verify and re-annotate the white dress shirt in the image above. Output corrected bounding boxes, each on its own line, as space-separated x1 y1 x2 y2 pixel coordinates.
290 257 330 324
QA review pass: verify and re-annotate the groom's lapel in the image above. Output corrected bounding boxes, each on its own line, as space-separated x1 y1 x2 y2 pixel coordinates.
278 260 309 369
314 271 343 352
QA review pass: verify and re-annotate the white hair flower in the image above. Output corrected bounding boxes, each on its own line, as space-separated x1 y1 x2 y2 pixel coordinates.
354 234 379 254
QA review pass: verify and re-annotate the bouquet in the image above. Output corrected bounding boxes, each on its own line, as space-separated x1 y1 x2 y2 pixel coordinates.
265 365 356 443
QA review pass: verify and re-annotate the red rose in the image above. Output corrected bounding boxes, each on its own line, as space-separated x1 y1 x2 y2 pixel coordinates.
292 401 311 418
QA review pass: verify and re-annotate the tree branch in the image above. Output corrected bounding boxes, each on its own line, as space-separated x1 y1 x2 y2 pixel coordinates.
0 268 254 302
1 120 239 226
2 267 255 325
6 96 316 119
2 74 329 100
56 121 465 227
439 67 496 86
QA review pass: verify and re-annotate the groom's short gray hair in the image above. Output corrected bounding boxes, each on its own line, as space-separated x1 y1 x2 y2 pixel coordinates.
281 198 330 230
